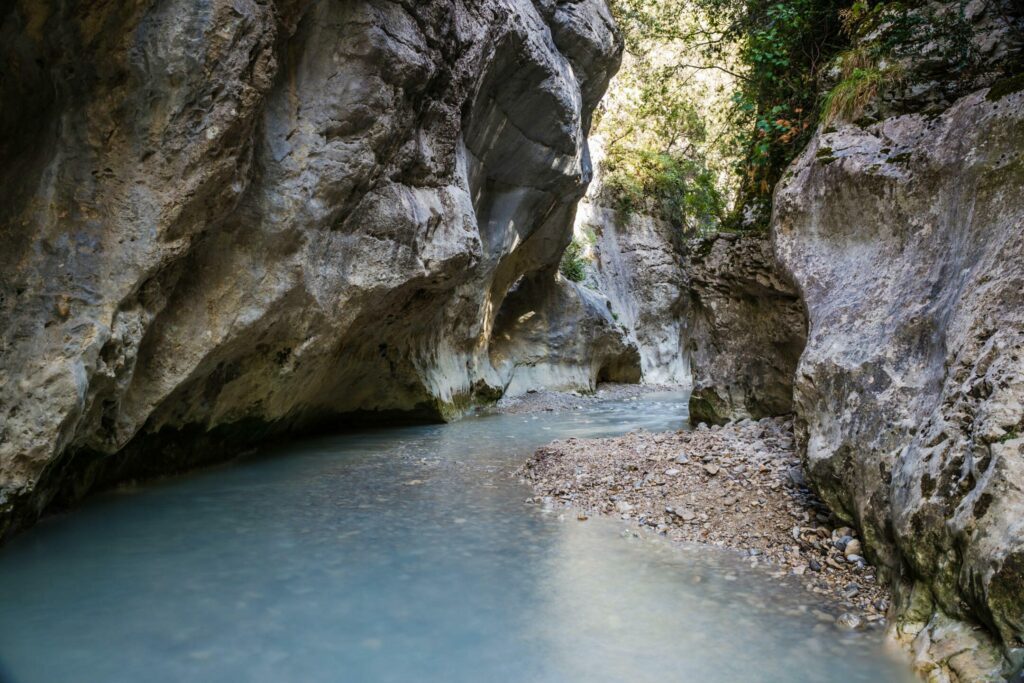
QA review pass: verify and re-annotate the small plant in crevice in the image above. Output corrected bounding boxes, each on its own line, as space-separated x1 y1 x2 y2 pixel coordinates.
823 0 988 122
559 238 588 283
821 62 888 124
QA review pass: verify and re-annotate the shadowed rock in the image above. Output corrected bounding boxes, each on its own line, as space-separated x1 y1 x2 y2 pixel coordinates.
684 233 807 425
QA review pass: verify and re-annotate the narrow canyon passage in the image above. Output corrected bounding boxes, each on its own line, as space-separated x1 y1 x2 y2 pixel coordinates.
1 0 1021 678
0 391 910 682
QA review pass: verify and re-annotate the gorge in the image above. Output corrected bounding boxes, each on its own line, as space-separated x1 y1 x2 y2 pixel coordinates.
0 0 1022 681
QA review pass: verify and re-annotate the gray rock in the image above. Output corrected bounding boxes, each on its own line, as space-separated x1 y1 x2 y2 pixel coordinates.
0 0 623 538
571 146 691 384
786 466 806 488
684 234 807 425
836 613 862 630
775 85 1024 670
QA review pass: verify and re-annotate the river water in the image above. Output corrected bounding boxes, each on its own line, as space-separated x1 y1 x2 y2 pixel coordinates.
0 390 912 682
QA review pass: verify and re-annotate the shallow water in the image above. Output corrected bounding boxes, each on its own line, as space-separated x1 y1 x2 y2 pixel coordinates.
0 391 912 682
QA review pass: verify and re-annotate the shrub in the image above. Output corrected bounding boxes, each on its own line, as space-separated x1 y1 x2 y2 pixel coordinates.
559 238 588 282
602 147 725 235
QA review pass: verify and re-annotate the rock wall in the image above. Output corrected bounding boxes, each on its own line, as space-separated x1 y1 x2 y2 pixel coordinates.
0 0 622 538
488 268 641 396
774 83 1024 679
684 234 807 425
574 197 690 385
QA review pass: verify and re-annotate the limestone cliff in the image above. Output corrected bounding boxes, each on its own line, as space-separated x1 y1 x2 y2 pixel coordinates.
533 136 692 388
0 0 622 538
488 268 641 395
684 233 807 425
574 197 690 385
775 82 1024 680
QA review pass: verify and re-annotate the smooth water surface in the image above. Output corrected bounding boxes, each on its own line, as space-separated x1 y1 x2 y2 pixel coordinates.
0 391 912 682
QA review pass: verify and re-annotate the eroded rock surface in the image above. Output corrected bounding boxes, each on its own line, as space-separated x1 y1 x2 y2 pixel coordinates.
684 234 807 425
488 269 641 396
775 84 1024 679
0 0 622 537
573 185 690 385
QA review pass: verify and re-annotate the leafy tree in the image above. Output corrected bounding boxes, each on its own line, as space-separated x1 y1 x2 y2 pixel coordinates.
601 0 853 232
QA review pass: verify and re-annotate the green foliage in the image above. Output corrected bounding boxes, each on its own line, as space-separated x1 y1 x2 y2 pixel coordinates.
559 238 588 282
825 0 985 120
608 0 852 232
822 65 884 123
600 0 1015 233
987 73 1024 101
596 0 738 236
602 146 725 234
997 428 1020 444
724 0 851 228
853 1 979 70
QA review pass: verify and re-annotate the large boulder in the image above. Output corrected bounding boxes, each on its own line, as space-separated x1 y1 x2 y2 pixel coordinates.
774 83 1024 679
0 0 622 538
684 233 807 425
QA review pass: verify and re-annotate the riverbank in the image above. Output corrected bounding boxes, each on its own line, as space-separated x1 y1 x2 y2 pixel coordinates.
518 414 891 629
491 383 677 415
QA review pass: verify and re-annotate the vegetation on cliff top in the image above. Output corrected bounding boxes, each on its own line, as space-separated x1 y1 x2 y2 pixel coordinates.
599 0 850 232
598 0 1019 232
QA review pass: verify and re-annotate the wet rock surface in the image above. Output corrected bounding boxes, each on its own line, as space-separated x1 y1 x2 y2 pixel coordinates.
683 234 807 425
520 417 891 623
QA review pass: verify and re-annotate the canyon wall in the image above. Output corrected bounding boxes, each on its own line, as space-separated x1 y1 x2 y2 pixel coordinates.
0 0 622 538
775 82 1024 680
683 233 806 425
573 197 690 385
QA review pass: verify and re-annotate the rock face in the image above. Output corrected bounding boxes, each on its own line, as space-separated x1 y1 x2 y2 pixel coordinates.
0 0 622 537
488 269 641 396
684 234 807 425
574 196 690 385
774 84 1024 678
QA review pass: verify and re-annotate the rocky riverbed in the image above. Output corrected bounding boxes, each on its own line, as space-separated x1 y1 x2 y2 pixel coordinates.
492 383 676 415
519 416 892 629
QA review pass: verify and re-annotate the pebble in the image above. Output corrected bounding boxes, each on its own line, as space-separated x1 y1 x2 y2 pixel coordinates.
519 411 890 625
835 612 863 630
